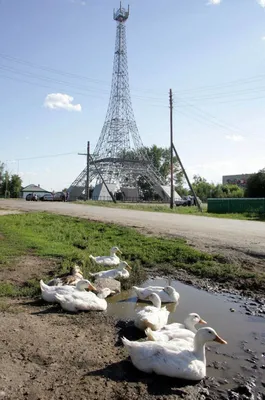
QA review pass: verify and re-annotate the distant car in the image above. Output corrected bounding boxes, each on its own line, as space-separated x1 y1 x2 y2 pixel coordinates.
175 198 189 207
39 193 53 201
175 196 202 207
26 193 38 201
53 192 66 202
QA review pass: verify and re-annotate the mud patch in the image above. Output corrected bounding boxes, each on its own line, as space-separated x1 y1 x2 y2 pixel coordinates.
0 256 58 287
0 300 262 400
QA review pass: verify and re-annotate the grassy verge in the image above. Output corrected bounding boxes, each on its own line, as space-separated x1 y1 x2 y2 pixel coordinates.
0 212 264 298
76 200 265 221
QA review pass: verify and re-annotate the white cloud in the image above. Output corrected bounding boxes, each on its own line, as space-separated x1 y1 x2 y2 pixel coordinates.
262 36 265 40
207 0 222 5
225 134 244 142
257 0 265 7
44 93 81 112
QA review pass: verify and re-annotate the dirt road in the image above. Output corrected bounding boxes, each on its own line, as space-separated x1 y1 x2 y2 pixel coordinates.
1 199 265 262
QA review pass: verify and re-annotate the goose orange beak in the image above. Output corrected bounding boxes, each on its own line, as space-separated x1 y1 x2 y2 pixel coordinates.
126 265 132 270
199 318 207 325
214 334 227 345
88 283 97 291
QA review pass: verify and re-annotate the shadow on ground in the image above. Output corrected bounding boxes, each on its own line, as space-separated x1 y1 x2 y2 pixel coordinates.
85 358 198 397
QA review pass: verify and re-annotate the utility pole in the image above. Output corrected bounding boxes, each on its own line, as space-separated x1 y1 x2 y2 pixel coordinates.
78 142 116 203
89 154 117 203
78 141 90 201
169 89 174 209
86 141 90 201
172 143 202 212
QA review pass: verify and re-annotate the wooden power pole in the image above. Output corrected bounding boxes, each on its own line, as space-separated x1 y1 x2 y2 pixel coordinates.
169 89 174 209
168 89 202 212
78 141 90 201
86 141 90 201
78 141 116 203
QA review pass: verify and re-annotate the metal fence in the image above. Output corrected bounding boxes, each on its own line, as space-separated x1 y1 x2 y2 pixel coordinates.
207 198 265 214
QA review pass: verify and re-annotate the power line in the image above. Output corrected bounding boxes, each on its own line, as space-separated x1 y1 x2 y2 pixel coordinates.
3 51 265 103
0 52 167 98
11 152 79 161
174 73 265 95
178 93 265 105
0 71 168 107
174 98 250 137
0 66 168 107
176 85 265 102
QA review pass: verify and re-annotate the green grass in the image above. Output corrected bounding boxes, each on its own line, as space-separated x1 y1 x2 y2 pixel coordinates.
76 200 265 221
0 212 264 298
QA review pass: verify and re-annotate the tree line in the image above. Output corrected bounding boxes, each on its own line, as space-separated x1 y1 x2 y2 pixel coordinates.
0 162 22 198
183 170 265 202
118 146 265 201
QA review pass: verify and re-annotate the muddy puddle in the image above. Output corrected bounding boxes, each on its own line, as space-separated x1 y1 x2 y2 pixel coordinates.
106 277 265 394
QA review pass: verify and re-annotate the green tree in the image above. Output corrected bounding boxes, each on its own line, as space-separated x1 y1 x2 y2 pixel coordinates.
0 162 5 194
245 168 265 198
2 171 10 198
226 184 244 198
9 174 22 198
119 146 183 200
191 175 215 202
191 176 244 202
0 162 23 198
211 184 244 199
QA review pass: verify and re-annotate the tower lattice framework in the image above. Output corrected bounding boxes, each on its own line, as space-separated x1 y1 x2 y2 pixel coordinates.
69 2 171 201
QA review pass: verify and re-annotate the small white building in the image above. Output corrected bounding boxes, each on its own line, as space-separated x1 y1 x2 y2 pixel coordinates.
21 184 51 199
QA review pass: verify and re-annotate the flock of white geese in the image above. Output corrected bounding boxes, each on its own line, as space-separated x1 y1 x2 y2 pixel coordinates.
39 246 227 381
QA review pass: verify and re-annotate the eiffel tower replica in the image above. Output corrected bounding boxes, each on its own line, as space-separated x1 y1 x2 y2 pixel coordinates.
68 2 172 202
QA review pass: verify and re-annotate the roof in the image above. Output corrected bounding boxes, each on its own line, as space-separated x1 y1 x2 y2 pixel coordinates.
22 184 50 193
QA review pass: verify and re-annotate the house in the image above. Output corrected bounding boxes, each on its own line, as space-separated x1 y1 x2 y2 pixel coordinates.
21 184 51 199
222 174 252 188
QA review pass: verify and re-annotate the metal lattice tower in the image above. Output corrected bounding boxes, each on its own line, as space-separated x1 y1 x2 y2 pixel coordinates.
68 2 171 201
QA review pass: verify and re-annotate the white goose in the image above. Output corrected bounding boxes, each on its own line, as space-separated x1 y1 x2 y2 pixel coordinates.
40 279 96 303
145 313 207 343
133 285 180 303
55 287 115 312
47 265 83 286
122 327 227 380
134 293 170 331
89 261 131 280
89 246 122 267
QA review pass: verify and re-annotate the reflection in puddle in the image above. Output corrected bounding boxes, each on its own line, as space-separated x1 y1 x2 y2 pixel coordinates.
106 277 265 390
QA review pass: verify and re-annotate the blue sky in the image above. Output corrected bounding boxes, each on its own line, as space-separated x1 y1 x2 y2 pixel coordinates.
0 0 265 191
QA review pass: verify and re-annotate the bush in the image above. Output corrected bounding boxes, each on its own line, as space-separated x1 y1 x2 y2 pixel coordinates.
245 169 265 198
